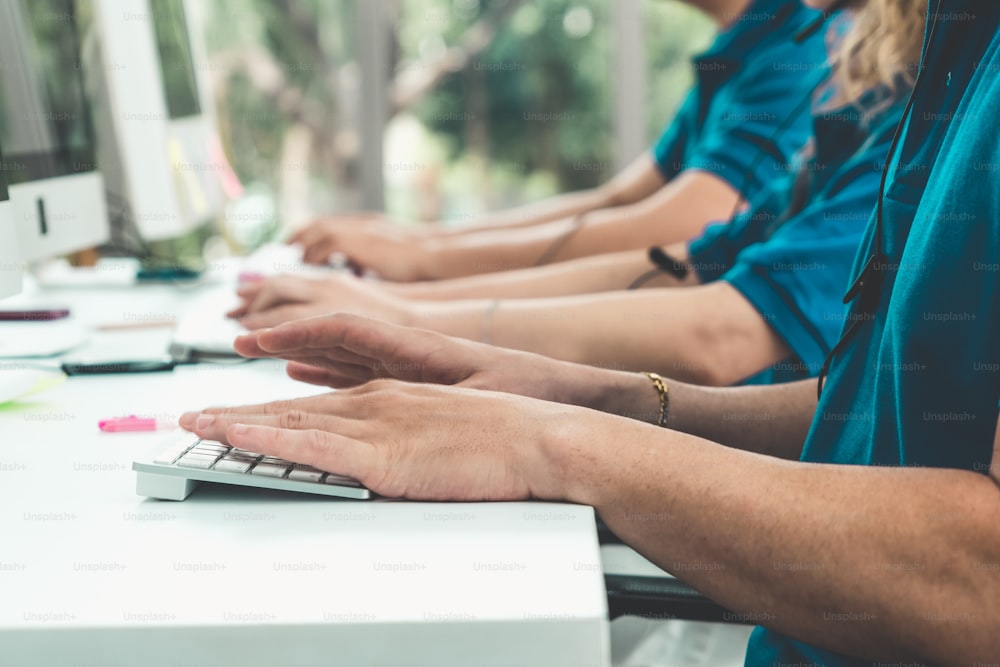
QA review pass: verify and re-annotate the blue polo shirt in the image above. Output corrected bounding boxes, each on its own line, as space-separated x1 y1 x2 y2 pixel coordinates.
652 0 827 202
747 3 1000 666
686 91 908 384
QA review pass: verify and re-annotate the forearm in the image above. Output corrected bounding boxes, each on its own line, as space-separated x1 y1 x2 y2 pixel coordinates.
544 418 1000 663
389 247 692 301
408 219 579 279
549 169 742 262
437 188 613 236
410 283 786 384
666 378 816 458
413 171 737 280
439 153 666 237
572 367 813 459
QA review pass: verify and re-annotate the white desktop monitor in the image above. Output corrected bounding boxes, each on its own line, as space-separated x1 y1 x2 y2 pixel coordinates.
0 155 24 300
0 0 110 264
86 0 225 241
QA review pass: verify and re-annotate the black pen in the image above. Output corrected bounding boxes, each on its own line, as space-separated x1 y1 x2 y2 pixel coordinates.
59 358 177 376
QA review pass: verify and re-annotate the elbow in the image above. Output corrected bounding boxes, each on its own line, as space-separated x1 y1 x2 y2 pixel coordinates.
675 354 744 387
593 182 623 209
658 341 740 387
678 320 780 388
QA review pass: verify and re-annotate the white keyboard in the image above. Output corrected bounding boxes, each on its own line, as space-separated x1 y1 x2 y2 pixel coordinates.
0 320 88 358
168 287 248 361
133 431 371 501
240 242 342 278
168 245 353 362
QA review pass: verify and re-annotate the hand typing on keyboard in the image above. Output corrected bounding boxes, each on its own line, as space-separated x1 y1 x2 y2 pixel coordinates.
227 274 409 331
179 312 661 504
288 215 431 280
177 377 616 502
229 313 586 406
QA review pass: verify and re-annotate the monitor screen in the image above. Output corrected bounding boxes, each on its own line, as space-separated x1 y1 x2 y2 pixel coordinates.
0 0 98 186
0 149 8 203
151 0 202 120
0 145 22 300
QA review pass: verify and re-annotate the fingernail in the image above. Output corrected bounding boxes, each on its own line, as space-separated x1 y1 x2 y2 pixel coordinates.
230 424 248 437
179 412 198 427
195 414 215 430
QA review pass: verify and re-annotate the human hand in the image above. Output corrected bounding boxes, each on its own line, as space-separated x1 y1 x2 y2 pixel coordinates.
178 380 586 501
232 313 584 405
288 215 435 280
228 275 412 331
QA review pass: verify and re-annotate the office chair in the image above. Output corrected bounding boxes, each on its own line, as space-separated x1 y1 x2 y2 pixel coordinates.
599 517 751 625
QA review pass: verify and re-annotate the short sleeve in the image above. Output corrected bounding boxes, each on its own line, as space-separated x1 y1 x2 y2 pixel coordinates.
686 61 828 199
719 189 878 374
651 95 696 182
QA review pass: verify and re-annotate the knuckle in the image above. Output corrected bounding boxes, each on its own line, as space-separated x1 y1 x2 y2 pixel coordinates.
303 429 327 460
364 377 401 393
264 400 294 416
216 406 249 420
333 311 360 327
279 409 308 430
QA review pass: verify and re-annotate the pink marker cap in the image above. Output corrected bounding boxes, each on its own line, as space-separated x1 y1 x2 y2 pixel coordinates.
238 271 264 284
98 415 159 433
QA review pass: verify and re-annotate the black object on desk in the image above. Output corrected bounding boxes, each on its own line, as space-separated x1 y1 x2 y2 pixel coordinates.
135 266 203 283
605 573 748 624
61 358 177 376
0 308 71 321
598 516 748 624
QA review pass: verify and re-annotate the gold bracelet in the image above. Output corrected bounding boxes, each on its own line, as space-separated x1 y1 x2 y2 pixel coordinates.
643 371 670 427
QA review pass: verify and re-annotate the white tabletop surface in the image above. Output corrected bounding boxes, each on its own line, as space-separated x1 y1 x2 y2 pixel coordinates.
0 279 609 666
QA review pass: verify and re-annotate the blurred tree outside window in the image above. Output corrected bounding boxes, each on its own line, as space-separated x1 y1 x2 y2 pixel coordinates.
200 0 715 248
643 1 715 143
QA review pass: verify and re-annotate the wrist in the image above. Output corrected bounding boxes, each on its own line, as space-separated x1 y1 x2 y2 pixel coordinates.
410 237 448 281
525 400 598 502
396 299 422 329
388 281 444 301
574 366 664 425
529 399 655 507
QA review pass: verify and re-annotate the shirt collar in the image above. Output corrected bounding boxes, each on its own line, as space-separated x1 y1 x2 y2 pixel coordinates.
699 0 811 62
812 88 906 170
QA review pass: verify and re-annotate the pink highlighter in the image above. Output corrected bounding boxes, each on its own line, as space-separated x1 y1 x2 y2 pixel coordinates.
98 415 166 433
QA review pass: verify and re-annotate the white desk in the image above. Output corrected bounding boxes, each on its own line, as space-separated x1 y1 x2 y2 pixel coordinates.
0 282 609 666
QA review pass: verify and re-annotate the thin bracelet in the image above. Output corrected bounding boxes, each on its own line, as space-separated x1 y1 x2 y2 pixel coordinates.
534 213 588 267
481 299 501 344
643 371 670 427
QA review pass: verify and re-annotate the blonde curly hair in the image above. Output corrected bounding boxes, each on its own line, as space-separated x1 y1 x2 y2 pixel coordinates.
833 0 927 108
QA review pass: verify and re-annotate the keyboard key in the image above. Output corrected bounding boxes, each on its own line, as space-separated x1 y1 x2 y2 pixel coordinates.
287 467 325 484
177 452 223 469
323 474 361 488
154 437 198 465
213 458 254 474
231 447 261 457
190 445 229 457
250 462 290 478
225 451 259 462
192 443 228 455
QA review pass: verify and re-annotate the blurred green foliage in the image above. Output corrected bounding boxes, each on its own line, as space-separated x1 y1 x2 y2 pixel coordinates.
201 0 715 230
